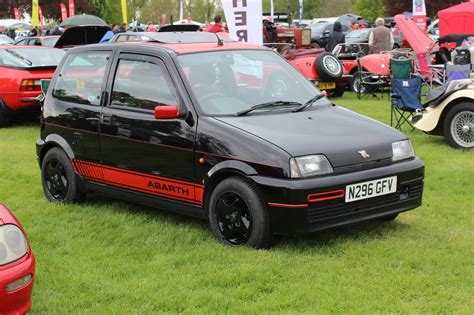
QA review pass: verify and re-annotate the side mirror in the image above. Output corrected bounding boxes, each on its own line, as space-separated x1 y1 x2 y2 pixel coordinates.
154 105 180 119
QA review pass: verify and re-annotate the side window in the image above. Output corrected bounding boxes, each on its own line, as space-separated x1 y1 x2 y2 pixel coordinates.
52 51 111 106
110 58 178 111
115 35 128 42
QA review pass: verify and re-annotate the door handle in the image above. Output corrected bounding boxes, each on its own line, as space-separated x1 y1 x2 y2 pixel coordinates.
101 113 112 124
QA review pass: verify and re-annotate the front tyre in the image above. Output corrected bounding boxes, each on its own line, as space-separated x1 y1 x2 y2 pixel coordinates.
208 177 272 249
443 102 474 149
41 147 85 203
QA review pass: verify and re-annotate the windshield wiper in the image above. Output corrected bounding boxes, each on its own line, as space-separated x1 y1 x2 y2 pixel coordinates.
6 49 32 66
235 100 302 117
292 94 326 113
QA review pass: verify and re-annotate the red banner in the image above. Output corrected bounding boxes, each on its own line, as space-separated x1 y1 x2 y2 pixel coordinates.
68 0 75 17
60 3 68 21
39 6 44 27
13 7 20 20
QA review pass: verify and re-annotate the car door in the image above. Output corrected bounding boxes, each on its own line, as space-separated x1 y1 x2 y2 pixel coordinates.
48 49 113 166
99 50 200 205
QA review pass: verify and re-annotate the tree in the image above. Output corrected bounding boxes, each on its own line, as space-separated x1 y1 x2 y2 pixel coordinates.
352 0 386 21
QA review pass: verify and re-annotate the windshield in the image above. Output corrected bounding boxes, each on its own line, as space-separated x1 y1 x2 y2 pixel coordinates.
0 48 64 68
309 23 329 34
42 37 59 47
177 50 326 116
346 29 371 39
0 35 14 45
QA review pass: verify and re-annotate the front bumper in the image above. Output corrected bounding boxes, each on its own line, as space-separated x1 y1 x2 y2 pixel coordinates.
0 252 35 314
252 157 424 234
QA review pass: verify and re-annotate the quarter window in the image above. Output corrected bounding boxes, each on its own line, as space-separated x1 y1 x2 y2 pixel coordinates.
52 51 111 106
111 59 178 111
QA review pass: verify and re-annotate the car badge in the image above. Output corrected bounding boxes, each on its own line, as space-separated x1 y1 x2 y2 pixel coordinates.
358 150 370 159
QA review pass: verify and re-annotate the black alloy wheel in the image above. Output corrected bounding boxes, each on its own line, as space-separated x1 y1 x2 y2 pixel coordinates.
41 147 85 203
214 192 252 245
209 177 272 248
44 157 69 200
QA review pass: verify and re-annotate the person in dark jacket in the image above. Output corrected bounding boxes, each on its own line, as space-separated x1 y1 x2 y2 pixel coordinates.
326 22 345 52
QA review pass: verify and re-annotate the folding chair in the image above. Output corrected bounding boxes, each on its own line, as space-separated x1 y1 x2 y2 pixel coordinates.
390 77 424 130
356 57 389 100
390 56 413 80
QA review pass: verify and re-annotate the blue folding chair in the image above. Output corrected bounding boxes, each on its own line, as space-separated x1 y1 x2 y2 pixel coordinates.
390 77 424 130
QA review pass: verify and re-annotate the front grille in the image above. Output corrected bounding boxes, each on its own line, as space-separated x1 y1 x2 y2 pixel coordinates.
307 180 423 223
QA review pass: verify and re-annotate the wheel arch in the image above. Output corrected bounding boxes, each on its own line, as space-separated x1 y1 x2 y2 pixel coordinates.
39 134 75 165
434 97 474 134
202 160 259 213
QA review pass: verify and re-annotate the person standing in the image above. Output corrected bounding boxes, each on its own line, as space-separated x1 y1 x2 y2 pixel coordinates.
51 26 63 35
206 15 225 33
147 22 156 32
369 18 394 54
326 22 345 52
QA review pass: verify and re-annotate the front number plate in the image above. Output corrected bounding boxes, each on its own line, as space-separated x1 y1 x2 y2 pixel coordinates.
345 176 397 203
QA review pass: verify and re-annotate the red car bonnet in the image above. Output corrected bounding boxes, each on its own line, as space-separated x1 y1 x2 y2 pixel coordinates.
394 14 438 55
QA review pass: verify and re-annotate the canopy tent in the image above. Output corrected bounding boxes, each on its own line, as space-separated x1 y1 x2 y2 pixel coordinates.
0 19 31 30
439 2 474 37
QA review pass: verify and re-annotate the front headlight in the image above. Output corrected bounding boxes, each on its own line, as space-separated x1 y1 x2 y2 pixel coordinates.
290 154 333 178
0 224 28 266
392 140 415 162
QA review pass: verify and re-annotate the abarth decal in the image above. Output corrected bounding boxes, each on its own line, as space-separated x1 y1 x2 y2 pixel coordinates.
72 159 203 205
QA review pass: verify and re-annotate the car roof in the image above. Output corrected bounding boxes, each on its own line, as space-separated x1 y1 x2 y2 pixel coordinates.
108 41 267 54
0 45 53 49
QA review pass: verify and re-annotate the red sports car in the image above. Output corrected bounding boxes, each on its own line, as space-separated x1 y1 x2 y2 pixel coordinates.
0 204 35 314
0 46 64 127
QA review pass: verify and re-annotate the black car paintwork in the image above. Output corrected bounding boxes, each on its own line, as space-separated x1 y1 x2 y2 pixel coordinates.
37 43 424 234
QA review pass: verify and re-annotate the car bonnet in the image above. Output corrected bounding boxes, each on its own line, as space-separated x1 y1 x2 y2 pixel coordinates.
215 105 406 168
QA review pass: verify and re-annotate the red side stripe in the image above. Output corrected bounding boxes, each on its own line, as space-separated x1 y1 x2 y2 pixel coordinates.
72 159 203 205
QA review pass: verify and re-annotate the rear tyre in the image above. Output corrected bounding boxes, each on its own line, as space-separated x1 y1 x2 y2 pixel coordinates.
41 147 85 203
0 105 11 128
351 72 366 93
208 177 272 249
443 102 474 149
311 41 320 49
331 84 345 97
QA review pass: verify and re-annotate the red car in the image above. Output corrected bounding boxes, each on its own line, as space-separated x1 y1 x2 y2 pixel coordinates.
332 43 392 92
0 204 35 314
283 48 345 96
0 46 64 127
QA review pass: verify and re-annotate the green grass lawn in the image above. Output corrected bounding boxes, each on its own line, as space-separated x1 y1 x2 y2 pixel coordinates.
1 92 473 313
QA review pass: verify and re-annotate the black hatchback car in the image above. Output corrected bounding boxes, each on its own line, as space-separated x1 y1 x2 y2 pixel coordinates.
36 33 424 248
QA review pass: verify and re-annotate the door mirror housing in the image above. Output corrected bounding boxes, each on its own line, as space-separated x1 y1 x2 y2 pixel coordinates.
154 105 181 119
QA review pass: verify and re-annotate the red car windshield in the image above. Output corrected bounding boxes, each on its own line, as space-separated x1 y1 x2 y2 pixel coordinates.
177 50 325 116
0 48 64 68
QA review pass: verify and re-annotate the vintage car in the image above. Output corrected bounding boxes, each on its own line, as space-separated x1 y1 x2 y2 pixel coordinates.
0 46 65 127
332 43 392 92
413 79 473 149
0 204 35 314
283 48 345 96
37 32 424 248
